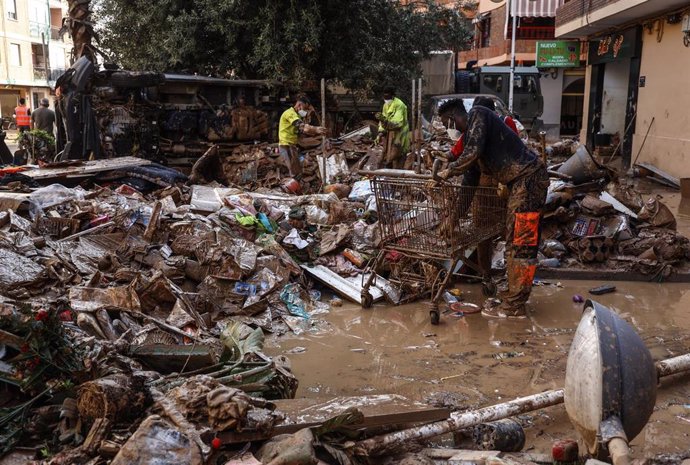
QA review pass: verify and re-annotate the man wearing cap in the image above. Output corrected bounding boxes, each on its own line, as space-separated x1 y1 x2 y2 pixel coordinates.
31 98 55 135
278 95 327 178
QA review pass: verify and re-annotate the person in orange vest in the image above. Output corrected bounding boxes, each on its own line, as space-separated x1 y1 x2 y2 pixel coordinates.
13 98 31 133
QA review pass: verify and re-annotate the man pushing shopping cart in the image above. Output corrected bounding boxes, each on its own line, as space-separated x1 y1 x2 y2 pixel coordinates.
437 99 549 320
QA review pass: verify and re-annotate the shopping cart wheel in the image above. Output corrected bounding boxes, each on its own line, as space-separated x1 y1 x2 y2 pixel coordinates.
361 291 373 309
482 281 497 297
430 309 440 325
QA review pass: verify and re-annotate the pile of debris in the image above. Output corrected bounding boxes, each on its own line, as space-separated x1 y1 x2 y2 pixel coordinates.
536 145 690 279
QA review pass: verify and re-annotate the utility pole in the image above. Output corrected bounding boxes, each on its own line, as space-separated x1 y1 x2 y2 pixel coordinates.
508 0 516 113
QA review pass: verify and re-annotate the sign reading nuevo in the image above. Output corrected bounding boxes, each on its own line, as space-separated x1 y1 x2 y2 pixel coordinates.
536 41 581 68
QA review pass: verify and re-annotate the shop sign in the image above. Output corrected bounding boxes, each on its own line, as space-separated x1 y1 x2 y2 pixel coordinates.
536 41 581 68
588 27 642 65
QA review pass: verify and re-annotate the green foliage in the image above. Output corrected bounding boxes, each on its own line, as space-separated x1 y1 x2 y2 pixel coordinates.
93 0 472 92
220 321 265 362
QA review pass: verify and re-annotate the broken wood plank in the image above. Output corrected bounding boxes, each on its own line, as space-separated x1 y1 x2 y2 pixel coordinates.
82 418 111 454
21 157 152 181
424 449 502 461
218 394 450 444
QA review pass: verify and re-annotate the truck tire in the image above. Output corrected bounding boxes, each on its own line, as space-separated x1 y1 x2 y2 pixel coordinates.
110 71 165 88
455 71 472 94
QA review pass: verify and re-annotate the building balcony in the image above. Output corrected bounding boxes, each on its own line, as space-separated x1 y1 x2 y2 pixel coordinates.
458 39 538 66
29 21 50 41
33 67 68 83
556 0 690 38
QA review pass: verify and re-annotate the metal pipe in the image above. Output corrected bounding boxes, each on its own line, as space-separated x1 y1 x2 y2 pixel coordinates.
608 437 632 465
411 79 416 134
320 78 327 186
508 0 516 113
355 389 564 457
656 353 690 378
355 352 690 457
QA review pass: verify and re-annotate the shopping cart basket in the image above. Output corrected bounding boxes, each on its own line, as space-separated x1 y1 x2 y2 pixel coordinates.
360 167 507 324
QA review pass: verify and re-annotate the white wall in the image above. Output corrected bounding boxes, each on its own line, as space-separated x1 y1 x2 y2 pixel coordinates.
600 58 630 136
633 21 690 178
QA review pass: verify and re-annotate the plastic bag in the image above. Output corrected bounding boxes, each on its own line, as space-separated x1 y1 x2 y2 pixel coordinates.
28 184 86 219
348 180 373 201
279 283 310 319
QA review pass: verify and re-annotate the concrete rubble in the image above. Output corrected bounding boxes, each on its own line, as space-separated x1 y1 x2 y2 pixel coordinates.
1 131 690 464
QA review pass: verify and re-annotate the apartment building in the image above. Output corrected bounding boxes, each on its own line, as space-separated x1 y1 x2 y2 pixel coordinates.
458 0 585 138
556 0 690 174
0 0 72 118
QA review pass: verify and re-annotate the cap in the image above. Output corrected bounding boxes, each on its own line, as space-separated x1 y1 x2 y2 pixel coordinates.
40 98 50 107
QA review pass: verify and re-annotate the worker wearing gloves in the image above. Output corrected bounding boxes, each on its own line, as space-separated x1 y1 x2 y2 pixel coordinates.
438 99 548 320
376 87 410 168
278 95 327 177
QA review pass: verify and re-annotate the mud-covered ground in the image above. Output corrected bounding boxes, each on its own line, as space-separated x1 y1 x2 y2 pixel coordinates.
267 182 690 460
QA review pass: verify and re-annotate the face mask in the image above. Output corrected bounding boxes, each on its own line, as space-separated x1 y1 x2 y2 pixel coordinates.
298 109 308 118
446 119 461 141
447 128 462 140
384 99 392 105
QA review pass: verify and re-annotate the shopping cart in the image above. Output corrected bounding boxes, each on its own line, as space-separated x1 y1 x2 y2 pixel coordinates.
360 165 507 324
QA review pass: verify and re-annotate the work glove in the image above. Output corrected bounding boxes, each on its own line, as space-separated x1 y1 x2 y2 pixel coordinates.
375 112 384 122
314 126 327 136
375 131 385 145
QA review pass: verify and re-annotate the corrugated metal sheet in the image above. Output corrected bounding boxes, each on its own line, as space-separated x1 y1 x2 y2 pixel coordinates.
513 0 564 17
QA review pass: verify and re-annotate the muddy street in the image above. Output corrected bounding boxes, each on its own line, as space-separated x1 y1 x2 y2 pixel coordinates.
269 279 690 458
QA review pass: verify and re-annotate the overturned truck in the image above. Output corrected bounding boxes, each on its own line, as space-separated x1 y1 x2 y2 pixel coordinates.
55 57 281 164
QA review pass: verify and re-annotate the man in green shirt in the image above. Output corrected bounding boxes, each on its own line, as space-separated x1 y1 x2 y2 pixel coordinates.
278 95 326 177
376 87 410 168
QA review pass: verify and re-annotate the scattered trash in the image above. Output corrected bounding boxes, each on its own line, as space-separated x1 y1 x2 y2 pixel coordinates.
589 284 616 295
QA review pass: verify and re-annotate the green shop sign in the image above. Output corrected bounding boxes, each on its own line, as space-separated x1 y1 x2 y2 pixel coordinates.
536 41 581 68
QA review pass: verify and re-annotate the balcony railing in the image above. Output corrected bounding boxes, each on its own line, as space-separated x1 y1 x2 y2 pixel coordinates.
513 26 556 40
29 21 50 40
33 67 68 83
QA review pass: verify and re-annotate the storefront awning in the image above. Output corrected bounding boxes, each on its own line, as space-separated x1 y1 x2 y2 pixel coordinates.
512 0 564 18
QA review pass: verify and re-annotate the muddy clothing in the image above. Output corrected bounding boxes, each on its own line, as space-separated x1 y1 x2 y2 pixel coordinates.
31 107 56 134
452 106 540 188
451 105 547 310
503 167 549 308
378 97 410 168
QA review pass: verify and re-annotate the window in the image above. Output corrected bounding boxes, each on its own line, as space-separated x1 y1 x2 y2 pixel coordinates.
514 76 538 94
6 0 17 20
10 44 21 67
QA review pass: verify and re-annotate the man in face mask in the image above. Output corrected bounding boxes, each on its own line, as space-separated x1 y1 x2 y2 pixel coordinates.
278 95 327 177
438 98 549 320
376 87 410 169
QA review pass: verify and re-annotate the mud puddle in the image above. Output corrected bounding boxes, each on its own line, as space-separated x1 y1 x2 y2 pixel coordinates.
266 280 690 458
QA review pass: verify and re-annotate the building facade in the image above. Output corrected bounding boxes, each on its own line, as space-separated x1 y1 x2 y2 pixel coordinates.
459 0 585 139
556 0 690 173
0 0 71 118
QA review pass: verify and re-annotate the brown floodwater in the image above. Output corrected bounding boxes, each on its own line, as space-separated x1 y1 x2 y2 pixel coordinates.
267 180 690 459
267 282 690 458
